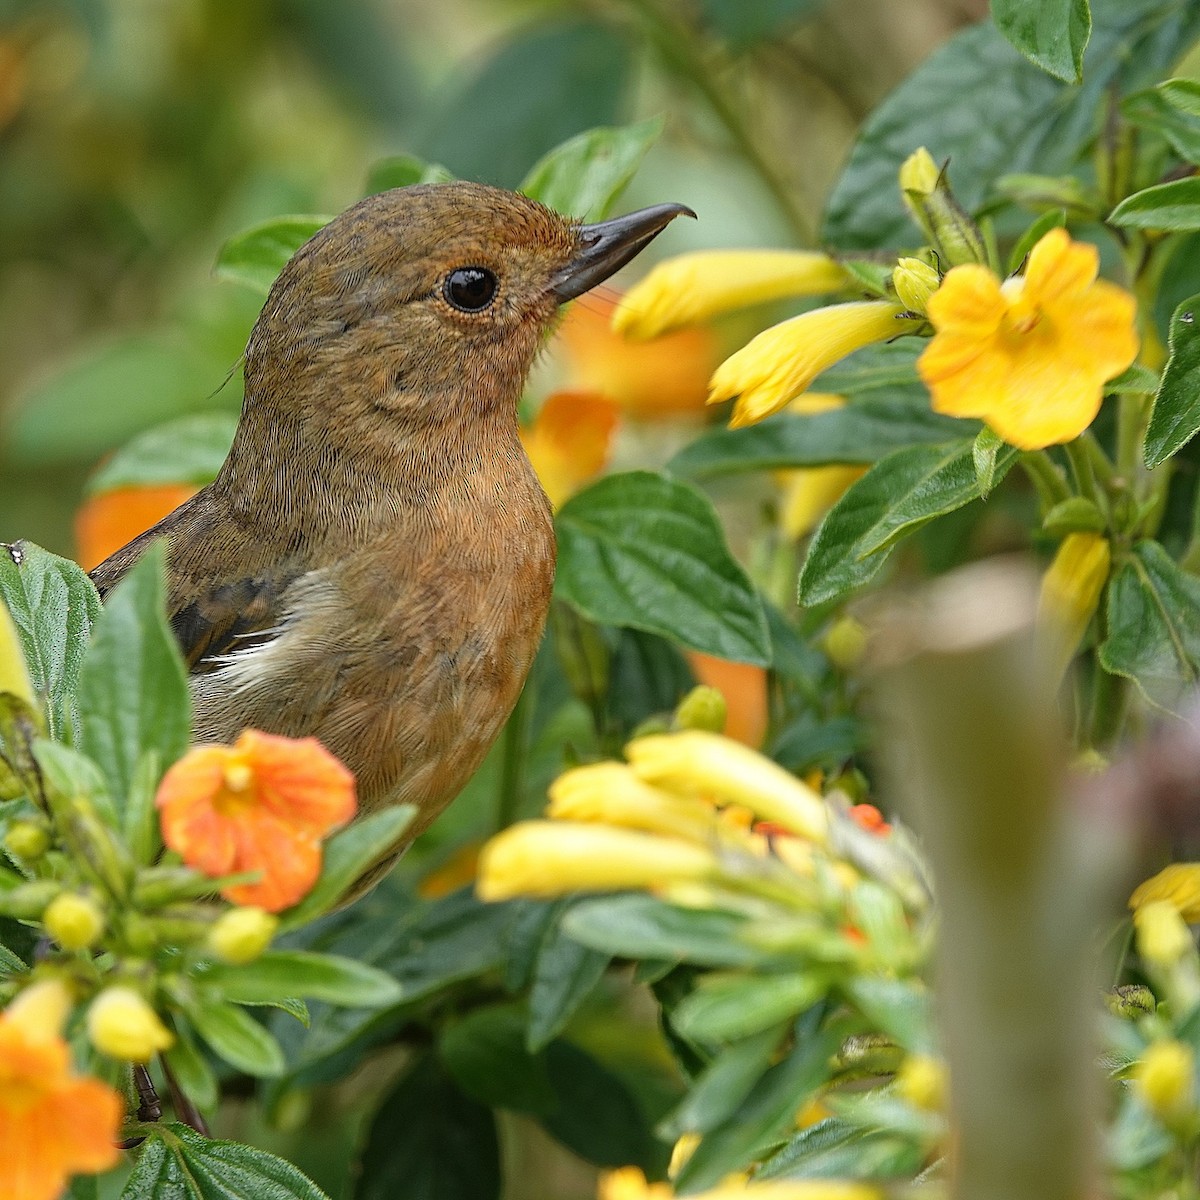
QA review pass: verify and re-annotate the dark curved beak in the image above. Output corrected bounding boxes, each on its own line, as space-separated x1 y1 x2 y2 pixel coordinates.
549 202 696 303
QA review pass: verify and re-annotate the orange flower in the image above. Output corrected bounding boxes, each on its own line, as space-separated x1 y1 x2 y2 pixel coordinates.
917 228 1138 448
556 290 717 418
520 391 619 507
75 483 197 570
684 651 767 748
156 730 356 912
0 980 123 1200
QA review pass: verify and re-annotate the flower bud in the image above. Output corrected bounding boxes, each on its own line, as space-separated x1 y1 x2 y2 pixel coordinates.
673 685 727 734
898 148 987 267
899 147 940 209
43 891 105 951
822 615 868 670
87 986 174 1062
207 906 278 964
891 257 940 315
896 1054 948 1112
1130 864 1200 923
1036 532 1110 681
1134 900 1194 967
1106 984 1156 1019
0 597 36 713
4 818 50 861
1042 496 1106 537
1133 1039 1194 1119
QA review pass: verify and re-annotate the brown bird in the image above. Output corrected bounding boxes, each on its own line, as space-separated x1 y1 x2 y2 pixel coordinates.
88 181 691 887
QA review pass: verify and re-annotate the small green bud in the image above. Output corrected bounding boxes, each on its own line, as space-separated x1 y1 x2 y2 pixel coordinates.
891 257 940 315
1043 496 1106 537
673 685 727 734
43 891 106 951
4 819 50 861
822 616 868 670
208 906 278 964
0 880 62 920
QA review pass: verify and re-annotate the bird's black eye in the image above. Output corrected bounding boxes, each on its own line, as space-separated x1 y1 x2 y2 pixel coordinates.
444 267 498 312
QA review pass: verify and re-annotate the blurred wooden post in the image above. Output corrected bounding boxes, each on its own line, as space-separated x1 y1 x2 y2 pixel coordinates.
872 560 1129 1200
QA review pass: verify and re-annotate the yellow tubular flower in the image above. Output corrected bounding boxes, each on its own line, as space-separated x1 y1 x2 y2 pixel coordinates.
1036 532 1110 680
598 1168 882 1200
547 761 726 843
918 228 1138 448
1130 864 1200 923
1133 1040 1195 1118
626 732 829 843
613 250 852 340
1133 900 1195 967
476 821 716 902
86 986 173 1062
710 302 914 428
778 465 866 541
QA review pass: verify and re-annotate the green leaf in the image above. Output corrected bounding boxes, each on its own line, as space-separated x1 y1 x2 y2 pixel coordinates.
124 751 163 865
1109 363 1160 395
356 1053 500 1200
671 972 828 1044
417 18 632 189
215 215 332 294
76 543 190 804
441 1005 559 1114
659 1024 784 1139
563 894 760 966
1110 178 1200 231
758 1121 925 1182
32 740 117 828
364 155 453 195
121 1123 329 1200
163 1028 219 1114
668 396 967 480
798 440 1019 606
991 0 1091 82
1145 293 1200 468
675 1021 847 1191
200 951 402 1009
1123 87 1200 164
555 471 771 666
85 414 237 497
1100 540 1200 709
520 117 664 220
813 340 923 394
972 426 1004 497
527 921 610 1051
1007 209 1067 275
1161 77 1200 118
278 805 417 929
824 0 1200 248
846 977 935 1054
0 542 102 738
186 996 286 1077
698 0 824 49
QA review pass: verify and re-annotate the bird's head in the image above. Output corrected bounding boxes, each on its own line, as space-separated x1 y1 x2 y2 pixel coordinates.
242 182 692 442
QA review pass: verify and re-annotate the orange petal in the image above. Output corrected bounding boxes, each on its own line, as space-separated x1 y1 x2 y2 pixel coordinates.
221 809 322 911
75 483 197 570
685 652 767 748
238 731 356 835
156 748 240 876
522 391 618 507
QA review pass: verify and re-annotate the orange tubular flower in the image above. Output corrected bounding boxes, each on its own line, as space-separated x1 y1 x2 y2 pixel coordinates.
75 483 198 570
918 228 1138 449
156 730 356 912
520 390 619 507
0 980 123 1200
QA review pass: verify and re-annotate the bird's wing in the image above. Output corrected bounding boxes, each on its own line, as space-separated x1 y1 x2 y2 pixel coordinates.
88 495 301 674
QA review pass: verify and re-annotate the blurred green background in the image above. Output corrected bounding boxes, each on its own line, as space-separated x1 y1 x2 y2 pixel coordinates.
0 0 981 558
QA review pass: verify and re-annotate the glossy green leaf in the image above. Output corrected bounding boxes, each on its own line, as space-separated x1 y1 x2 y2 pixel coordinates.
215 215 332 294
1145 293 1200 468
668 396 967 479
364 154 453 195
76 544 190 804
121 1123 328 1200
1100 540 1200 709
1110 178 1200 231
556 471 770 666
1123 87 1200 164
563 894 760 966
991 0 1091 82
973 426 1004 496
758 1121 925 1182
85 414 237 497
201 951 402 1009
824 0 1200 248
279 805 417 929
813 340 922 394
186 996 286 1077
659 1024 784 1139
162 1028 219 1115
1161 77 1200 117
355 1053 500 1200
670 972 827 1044
0 542 101 738
798 440 1019 606
527 922 610 1051
675 1022 847 1191
440 1005 559 1114
520 117 664 220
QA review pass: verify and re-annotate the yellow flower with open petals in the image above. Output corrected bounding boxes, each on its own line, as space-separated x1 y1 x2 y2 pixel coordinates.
476 821 716 902
918 228 1138 448
613 250 851 340
0 980 123 1200
1131 863 1200 922
709 302 914 428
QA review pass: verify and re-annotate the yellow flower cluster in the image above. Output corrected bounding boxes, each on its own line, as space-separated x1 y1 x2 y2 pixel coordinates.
599 1166 882 1200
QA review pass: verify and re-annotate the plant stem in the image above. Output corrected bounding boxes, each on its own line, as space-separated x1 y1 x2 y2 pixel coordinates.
1019 451 1072 513
619 0 814 243
1064 438 1101 510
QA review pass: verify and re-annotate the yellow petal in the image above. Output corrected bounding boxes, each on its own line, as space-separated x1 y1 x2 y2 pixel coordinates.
613 250 851 340
1131 864 1200 923
476 821 716 901
778 465 866 540
1133 900 1194 966
1023 226 1098 305
710 302 913 428
1035 532 1110 680
626 731 828 843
